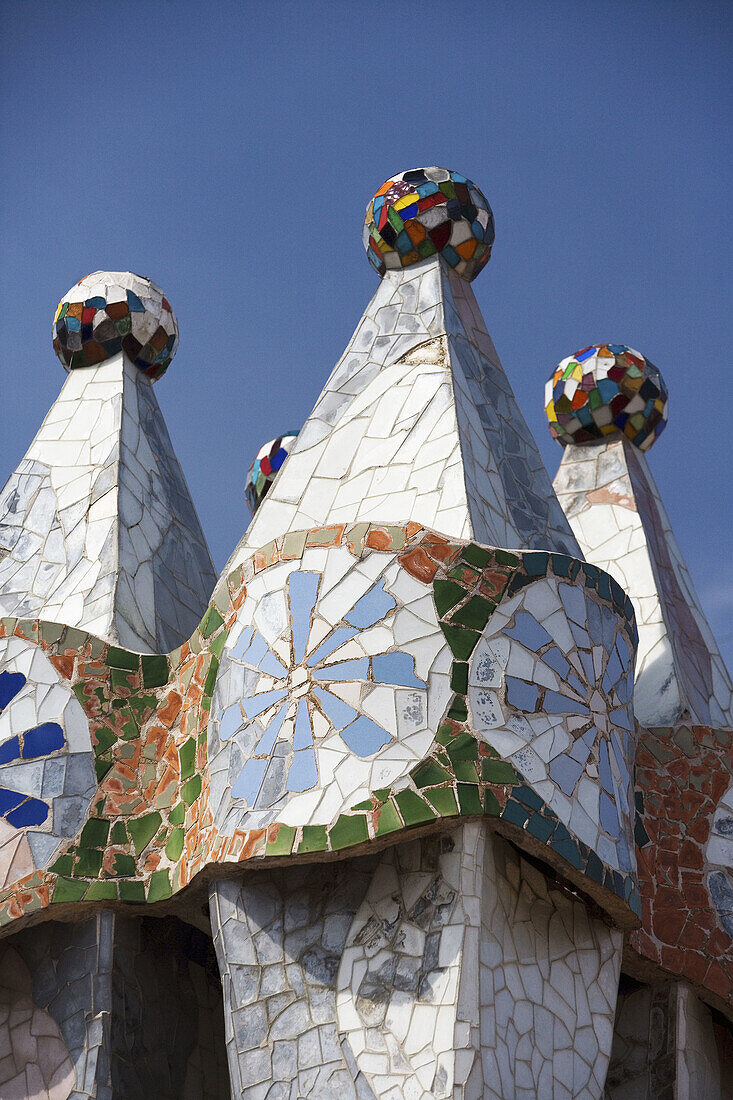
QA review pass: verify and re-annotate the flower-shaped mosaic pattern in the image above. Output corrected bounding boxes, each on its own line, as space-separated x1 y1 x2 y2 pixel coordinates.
53 271 178 380
209 546 452 833
545 344 668 451
245 432 298 516
363 167 495 281
468 575 636 871
0 636 95 886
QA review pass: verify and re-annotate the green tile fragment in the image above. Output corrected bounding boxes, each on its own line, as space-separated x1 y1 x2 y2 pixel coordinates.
48 854 73 876
118 881 146 903
453 759 479 782
447 697 468 722
111 668 135 691
93 728 117 755
128 812 162 855
200 606 224 639
375 800 402 836
95 759 114 782
266 824 295 856
394 790 435 825
169 802 185 825
298 825 327 853
85 881 118 901
141 654 169 688
483 789 501 815
451 595 495 630
446 732 478 761
457 783 483 814
330 814 369 849
165 828 185 861
52 877 88 903
425 787 459 816
181 774 202 805
74 849 103 876
433 580 466 617
79 818 110 848
147 870 172 902
179 738 196 780
412 759 451 788
203 656 219 698
109 821 128 845
450 662 468 694
481 759 518 785
112 854 136 877
461 544 494 568
106 647 139 671
441 624 479 660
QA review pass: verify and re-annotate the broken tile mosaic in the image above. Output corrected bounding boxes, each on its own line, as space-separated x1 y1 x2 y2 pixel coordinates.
545 344 668 451
245 431 298 515
364 167 495 281
53 271 178 380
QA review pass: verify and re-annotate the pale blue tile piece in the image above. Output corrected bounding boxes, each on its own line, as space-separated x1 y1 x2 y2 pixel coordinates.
340 714 392 757
600 791 620 836
230 626 254 661
372 652 423 688
578 649 595 686
242 688 288 720
543 690 589 716
237 631 269 669
611 706 632 731
312 687 357 731
294 699 313 748
599 739 614 794
506 611 552 652
314 658 369 682
345 579 396 628
233 758 267 803
307 626 358 668
549 755 583 795
506 677 539 711
253 704 288 755
219 704 244 742
287 748 318 792
259 648 288 677
542 645 570 679
289 572 320 663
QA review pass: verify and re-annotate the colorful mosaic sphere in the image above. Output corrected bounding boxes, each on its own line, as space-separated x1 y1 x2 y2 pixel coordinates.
545 344 668 451
53 271 178 381
364 167 495 281
246 432 298 515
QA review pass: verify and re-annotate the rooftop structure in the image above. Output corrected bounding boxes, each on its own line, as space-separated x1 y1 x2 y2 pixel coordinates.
0 171 729 1100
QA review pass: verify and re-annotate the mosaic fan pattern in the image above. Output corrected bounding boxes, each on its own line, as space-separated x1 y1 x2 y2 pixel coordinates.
364 167 495 281
210 543 451 833
245 432 298 516
53 271 178 380
468 574 635 872
545 344 668 450
0 635 95 881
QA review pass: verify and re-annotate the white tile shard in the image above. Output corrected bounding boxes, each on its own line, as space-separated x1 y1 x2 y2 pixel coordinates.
0 353 217 652
553 436 733 727
229 256 580 569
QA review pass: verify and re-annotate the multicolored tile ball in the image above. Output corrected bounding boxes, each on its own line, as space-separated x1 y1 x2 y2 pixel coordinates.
53 272 179 381
246 432 298 515
363 167 495 281
545 345 668 451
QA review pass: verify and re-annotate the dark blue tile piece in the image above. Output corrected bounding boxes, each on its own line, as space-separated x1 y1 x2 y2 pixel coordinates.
6 796 49 827
502 799 529 828
505 611 552 651
0 671 25 711
0 736 20 764
550 836 584 870
512 785 543 811
0 787 25 815
22 722 65 759
523 552 549 577
506 677 539 711
527 813 555 842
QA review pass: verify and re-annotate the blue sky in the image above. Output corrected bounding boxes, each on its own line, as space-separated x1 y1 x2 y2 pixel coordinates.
1 1 731 669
